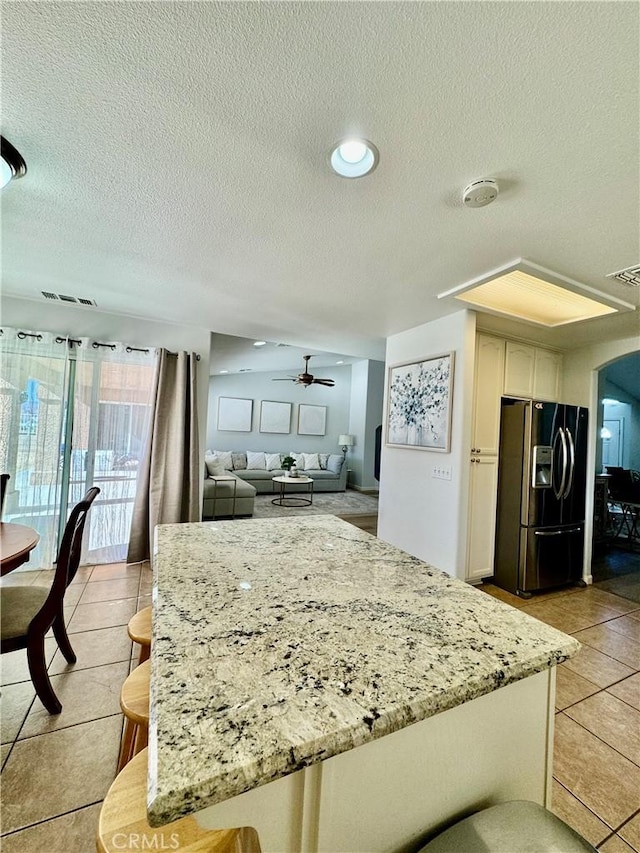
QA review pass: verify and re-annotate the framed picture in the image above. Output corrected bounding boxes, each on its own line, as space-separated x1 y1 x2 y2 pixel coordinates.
385 352 454 452
297 404 327 436
259 400 292 434
217 396 253 432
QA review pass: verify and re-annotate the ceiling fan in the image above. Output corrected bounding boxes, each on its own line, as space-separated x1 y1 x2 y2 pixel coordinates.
272 355 335 388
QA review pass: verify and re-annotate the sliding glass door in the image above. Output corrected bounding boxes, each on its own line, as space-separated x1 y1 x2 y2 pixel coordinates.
0 329 155 568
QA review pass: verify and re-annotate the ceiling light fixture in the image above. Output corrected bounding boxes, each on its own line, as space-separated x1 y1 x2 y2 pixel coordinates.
437 259 635 328
253 341 267 347
1 136 27 189
330 138 379 178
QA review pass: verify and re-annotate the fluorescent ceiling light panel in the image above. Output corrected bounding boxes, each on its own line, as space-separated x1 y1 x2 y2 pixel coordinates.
438 260 634 327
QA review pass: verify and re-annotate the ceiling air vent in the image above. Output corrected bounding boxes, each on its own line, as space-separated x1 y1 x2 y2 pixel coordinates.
606 265 640 287
41 291 97 306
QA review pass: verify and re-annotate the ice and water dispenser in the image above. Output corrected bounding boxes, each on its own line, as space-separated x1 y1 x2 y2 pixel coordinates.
532 445 552 488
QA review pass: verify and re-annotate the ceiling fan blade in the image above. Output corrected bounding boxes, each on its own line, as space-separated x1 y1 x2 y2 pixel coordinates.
272 378 297 382
312 378 335 386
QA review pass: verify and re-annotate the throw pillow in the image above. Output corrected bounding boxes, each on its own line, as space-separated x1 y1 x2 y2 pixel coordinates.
205 458 226 477
265 452 282 471
213 450 233 470
247 450 266 470
302 452 321 470
319 453 329 470
326 454 344 474
231 451 247 470
290 452 304 468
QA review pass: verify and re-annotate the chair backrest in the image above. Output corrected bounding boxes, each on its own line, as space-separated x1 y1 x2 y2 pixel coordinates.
606 467 635 501
30 487 100 636
0 473 9 517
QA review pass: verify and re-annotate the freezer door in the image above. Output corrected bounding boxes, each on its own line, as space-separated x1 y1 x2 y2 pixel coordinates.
519 524 584 593
527 402 564 527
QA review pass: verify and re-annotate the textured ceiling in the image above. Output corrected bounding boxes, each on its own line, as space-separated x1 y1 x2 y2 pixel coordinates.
1 2 639 357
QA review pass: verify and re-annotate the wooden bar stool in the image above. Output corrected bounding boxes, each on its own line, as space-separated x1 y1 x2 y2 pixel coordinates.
98 748 262 852
128 605 152 663
117 660 150 772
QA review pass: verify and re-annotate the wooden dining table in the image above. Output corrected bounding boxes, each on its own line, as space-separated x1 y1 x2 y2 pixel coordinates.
0 522 40 576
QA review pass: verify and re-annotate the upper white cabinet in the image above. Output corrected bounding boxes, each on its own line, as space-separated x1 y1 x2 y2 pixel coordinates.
504 341 562 401
472 335 505 455
533 348 562 401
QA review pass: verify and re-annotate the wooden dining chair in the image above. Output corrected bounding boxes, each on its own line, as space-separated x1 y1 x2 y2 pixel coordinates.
0 487 100 714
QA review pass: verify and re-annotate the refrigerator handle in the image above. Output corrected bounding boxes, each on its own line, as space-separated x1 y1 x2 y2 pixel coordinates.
552 427 567 500
563 428 575 499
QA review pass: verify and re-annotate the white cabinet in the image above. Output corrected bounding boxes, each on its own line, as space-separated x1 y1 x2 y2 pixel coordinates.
466 456 499 582
504 341 562 401
533 348 562 400
472 335 505 455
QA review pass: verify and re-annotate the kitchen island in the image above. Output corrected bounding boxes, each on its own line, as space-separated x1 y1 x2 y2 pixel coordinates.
148 516 579 852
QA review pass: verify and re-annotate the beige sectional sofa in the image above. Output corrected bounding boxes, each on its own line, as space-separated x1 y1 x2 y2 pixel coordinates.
202 450 347 519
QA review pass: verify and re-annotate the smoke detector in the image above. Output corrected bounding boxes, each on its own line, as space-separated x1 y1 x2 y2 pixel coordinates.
463 179 499 208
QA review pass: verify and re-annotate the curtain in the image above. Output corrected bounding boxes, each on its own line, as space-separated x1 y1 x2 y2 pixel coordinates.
127 350 200 564
70 341 156 563
0 328 69 569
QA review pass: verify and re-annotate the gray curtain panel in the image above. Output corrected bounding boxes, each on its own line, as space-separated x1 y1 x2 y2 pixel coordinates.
127 350 200 564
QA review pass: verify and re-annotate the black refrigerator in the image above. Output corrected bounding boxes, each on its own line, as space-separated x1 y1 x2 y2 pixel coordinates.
493 398 588 596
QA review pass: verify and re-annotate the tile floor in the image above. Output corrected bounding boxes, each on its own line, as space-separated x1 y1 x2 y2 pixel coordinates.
1 558 639 852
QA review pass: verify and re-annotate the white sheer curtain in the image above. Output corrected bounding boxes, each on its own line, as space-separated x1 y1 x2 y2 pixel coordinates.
0 328 70 569
0 327 156 568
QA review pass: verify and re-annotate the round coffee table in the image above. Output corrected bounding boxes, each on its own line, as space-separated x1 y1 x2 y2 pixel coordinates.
271 475 314 507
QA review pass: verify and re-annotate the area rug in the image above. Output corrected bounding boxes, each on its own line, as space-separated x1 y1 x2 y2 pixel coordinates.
250 489 379 520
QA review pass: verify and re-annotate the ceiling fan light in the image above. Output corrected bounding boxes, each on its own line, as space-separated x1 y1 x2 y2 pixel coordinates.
1 136 27 189
330 138 378 178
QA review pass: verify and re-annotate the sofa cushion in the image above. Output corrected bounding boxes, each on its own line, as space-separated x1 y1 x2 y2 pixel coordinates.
237 469 280 481
301 452 321 470
247 451 266 470
265 453 282 471
212 450 233 470
231 451 247 470
205 457 226 477
319 453 329 470
327 454 345 474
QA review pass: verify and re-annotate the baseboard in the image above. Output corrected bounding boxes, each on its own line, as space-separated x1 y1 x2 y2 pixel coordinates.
348 484 379 496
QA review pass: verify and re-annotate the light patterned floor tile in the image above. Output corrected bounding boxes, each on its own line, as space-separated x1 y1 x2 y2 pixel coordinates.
0 803 102 853
48 625 132 675
78 575 140 605
619 812 640 852
607 616 640 643
572 624 640 670
67 597 137 634
553 714 640 828
564 691 640 767
561 645 635 689
0 715 121 834
1 639 57 687
1 682 35 744
551 780 610 847
555 667 600 711
598 833 637 853
607 674 640 711
89 562 138 583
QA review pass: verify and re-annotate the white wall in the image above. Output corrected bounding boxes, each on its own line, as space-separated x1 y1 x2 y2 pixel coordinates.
377 310 476 579
206 365 352 455
1 295 212 490
562 333 640 582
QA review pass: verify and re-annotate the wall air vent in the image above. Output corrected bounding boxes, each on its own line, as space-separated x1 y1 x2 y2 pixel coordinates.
606 265 640 287
41 291 97 306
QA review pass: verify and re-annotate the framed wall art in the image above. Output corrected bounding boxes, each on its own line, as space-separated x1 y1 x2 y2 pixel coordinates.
259 400 292 434
385 352 454 452
217 396 253 432
297 404 327 436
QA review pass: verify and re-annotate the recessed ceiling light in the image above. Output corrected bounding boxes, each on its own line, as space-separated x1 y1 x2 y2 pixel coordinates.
336 360 344 365
330 138 379 178
253 341 267 347
1 136 27 189
219 369 229 374
437 259 635 327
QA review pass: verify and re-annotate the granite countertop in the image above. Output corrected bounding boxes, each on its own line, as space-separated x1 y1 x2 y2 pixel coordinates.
147 515 579 826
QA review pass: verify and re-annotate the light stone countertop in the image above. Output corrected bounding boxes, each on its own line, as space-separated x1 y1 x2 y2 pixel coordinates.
147 515 579 826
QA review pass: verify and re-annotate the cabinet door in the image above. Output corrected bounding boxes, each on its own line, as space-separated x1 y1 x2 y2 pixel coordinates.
472 335 505 455
466 456 499 582
504 342 535 398
533 349 562 401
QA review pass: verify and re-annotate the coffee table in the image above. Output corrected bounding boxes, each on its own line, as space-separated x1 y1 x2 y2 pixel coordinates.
271 475 314 507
